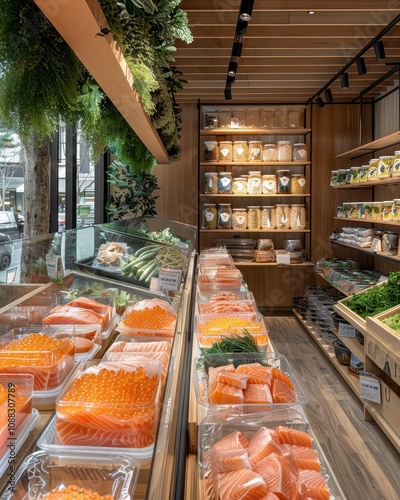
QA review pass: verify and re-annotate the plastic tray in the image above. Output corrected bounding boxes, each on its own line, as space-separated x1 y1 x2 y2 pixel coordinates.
196 286 251 303
198 409 346 500
0 450 139 500
193 352 308 415
197 299 258 315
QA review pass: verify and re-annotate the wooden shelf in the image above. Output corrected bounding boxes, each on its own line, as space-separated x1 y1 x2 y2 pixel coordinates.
333 217 400 227
233 261 314 267
201 128 311 136
200 161 311 166
316 272 350 297
335 131 400 160
331 240 400 264
199 229 310 233
293 309 361 399
331 177 400 189
200 193 310 198
34 0 169 164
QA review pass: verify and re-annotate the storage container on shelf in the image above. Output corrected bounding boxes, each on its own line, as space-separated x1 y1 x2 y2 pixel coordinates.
330 170 339 186
231 208 247 230
392 151 400 176
257 238 274 251
197 268 244 292
290 174 306 194
245 108 260 128
247 171 262 194
230 108 246 128
202 204 218 230
368 158 380 181
359 165 369 182
218 141 233 162
217 110 231 128
289 204 306 229
203 141 218 162
217 203 233 229
262 174 277 194
254 250 274 262
277 141 292 161
277 169 291 193
293 142 308 161
233 141 249 162
262 143 278 161
247 206 261 230
260 107 275 128
392 198 400 220
204 172 218 194
288 106 305 128
377 156 393 179
260 206 276 229
349 166 361 184
274 107 289 128
337 169 348 185
197 297 257 315
232 177 248 194
202 108 218 129
248 141 263 161
275 204 290 229
370 201 383 220
218 172 233 194
382 200 394 221
382 232 398 255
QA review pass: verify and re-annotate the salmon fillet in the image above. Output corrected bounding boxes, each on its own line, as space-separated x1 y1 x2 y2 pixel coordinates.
272 379 297 403
217 468 268 499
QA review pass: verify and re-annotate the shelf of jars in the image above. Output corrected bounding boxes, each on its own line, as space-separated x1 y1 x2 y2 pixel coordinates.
200 161 311 166
331 240 400 264
335 130 400 160
200 193 310 198
200 128 311 136
331 177 400 189
199 229 311 233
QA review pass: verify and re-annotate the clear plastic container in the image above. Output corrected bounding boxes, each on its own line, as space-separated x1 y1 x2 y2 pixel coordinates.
290 174 306 194
382 200 394 221
392 198 400 220
232 208 247 230
204 172 218 194
260 108 275 128
289 204 306 229
197 298 257 315
370 201 383 221
231 108 246 128
232 177 248 194
202 204 217 230
293 143 308 161
248 141 263 161
202 108 218 129
197 268 244 292
254 250 274 262
359 165 369 182
217 110 231 128
257 238 274 251
262 175 277 194
277 169 292 193
218 141 233 162
277 141 292 161
392 151 400 176
203 141 218 162
288 106 305 128
330 171 338 186
260 206 276 229
218 203 232 229
245 108 260 128
247 171 262 194
275 204 290 229
218 172 233 193
247 206 261 230
274 107 289 128
377 156 393 179
262 143 278 162
233 141 249 162
5 450 140 500
368 158 380 181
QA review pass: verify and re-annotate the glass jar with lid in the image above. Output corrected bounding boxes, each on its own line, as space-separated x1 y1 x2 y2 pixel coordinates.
275 204 290 229
257 238 274 251
288 107 304 128
232 208 247 230
203 108 218 129
293 143 308 161
203 141 218 162
260 108 275 128
261 206 276 229
245 108 260 128
217 110 231 128
274 107 289 128
247 206 261 230
277 141 292 161
204 172 218 194
262 143 278 161
248 141 263 161
218 172 232 193
377 156 394 179
217 204 232 229
262 175 277 194
284 239 303 252
290 174 306 194
392 151 400 176
382 200 393 221
230 108 246 128
289 204 306 229
277 169 292 193
247 171 262 194
233 141 248 162
202 204 217 229
232 177 248 194
218 141 233 162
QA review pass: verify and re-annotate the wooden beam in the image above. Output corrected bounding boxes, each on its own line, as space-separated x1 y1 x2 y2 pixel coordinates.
33 0 170 164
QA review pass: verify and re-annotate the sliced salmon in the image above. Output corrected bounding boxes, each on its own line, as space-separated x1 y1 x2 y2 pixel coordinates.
275 427 313 449
253 453 297 499
109 340 171 355
217 469 268 499
271 366 295 391
213 431 249 451
236 363 274 387
43 306 105 327
210 381 244 404
296 469 330 499
211 448 252 472
218 370 249 389
248 427 281 466
208 364 235 395
244 383 273 404
290 445 321 471
272 379 297 403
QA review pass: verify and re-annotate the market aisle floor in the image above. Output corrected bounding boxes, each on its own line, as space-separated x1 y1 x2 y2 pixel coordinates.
266 315 400 500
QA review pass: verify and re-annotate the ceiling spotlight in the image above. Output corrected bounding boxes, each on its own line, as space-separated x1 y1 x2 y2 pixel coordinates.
324 88 333 103
308 11 315 14
228 62 238 77
232 42 243 58
239 0 254 21
224 87 232 100
340 72 349 88
374 40 386 61
315 96 324 108
236 19 248 35
356 56 367 75
227 75 236 86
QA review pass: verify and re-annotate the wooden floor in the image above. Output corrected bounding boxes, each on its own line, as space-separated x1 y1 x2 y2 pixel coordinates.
266 315 400 500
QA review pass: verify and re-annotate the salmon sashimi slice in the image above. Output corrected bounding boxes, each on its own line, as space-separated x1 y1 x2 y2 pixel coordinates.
296 469 330 500
236 363 274 387
43 306 105 326
263 494 281 500
68 297 112 323
213 431 249 451
217 468 268 500
108 340 171 355
272 379 297 404
104 351 170 381
271 367 295 391
275 427 313 449
209 292 245 301
244 383 273 404
290 445 321 471
277 447 299 479
200 301 256 315
248 427 281 466
208 364 235 395
253 453 297 500
218 371 249 389
210 448 252 473
210 381 244 404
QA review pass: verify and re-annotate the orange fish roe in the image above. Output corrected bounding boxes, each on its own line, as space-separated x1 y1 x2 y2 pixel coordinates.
197 316 265 335
121 305 176 330
0 333 74 367
40 485 113 500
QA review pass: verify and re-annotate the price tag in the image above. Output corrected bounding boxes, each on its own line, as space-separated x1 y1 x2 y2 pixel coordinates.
46 254 64 279
276 253 291 265
360 374 381 404
158 268 182 292
339 322 356 338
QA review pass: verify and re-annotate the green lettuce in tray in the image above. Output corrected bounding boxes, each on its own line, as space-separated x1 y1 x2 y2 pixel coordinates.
382 314 400 335
342 271 400 319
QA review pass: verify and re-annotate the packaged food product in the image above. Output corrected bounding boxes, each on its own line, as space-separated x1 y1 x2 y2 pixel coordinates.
348 202 359 219
274 107 289 128
277 141 292 161
233 141 248 162
218 204 232 229
260 207 276 229
245 108 260 128
363 202 373 220
370 201 383 220
203 141 218 162
289 205 306 229
248 141 263 161
247 206 261 230
337 205 343 218
284 239 303 252
260 108 275 128
382 232 398 255
368 158 379 181
382 200 393 221
254 250 274 262
377 156 393 179
392 151 400 176
290 174 306 194
337 169 348 185
275 204 290 229
349 166 360 183
218 110 231 128
392 199 400 220
218 172 233 193
202 204 217 230
232 209 247 230
218 141 233 162
204 172 218 194
247 171 262 194
262 174 277 194
293 143 308 161
330 171 339 186
257 238 274 251
359 165 369 182
232 177 248 194
277 169 291 193
262 143 278 161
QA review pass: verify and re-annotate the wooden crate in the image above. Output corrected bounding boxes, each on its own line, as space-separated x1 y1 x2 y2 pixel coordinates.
366 305 400 367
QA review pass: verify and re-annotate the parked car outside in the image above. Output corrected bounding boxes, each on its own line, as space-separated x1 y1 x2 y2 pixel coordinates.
0 211 19 240
0 232 13 270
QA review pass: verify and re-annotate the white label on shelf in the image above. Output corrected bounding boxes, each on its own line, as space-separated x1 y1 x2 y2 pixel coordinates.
276 253 291 265
339 323 356 338
158 268 182 292
46 254 64 279
360 374 381 404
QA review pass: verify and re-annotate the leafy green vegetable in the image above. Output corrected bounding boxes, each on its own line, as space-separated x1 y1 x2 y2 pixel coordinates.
382 313 400 334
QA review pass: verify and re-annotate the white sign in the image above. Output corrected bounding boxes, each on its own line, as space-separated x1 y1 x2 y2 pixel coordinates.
339 323 356 338
46 254 64 279
158 268 182 292
276 253 291 265
360 374 381 404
